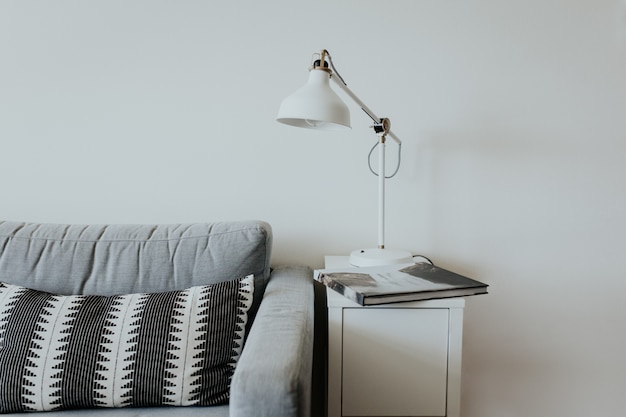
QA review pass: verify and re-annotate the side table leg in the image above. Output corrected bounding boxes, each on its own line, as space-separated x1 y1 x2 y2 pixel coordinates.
327 302 343 417
447 307 464 417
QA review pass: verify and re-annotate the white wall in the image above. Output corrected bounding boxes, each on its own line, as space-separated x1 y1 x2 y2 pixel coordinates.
2 1 625 416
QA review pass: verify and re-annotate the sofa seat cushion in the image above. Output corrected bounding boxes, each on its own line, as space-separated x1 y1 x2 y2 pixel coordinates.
0 275 254 413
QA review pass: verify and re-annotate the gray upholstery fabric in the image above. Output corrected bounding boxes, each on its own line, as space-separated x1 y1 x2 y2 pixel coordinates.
0 220 315 417
0 220 272 313
230 265 314 417
0 405 229 417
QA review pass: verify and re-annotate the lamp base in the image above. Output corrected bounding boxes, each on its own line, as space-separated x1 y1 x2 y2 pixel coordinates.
349 248 414 267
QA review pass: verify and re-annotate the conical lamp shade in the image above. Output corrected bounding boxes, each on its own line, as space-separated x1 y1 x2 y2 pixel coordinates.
276 69 351 130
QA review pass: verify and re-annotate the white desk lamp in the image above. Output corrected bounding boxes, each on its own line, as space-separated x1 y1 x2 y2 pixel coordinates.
277 49 414 267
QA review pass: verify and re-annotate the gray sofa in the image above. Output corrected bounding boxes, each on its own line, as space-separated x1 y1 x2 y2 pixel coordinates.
0 220 316 417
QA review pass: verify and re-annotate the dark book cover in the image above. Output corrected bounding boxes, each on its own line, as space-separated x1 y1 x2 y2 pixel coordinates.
317 262 488 305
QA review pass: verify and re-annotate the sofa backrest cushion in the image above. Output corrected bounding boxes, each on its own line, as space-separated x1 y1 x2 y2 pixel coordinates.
0 220 272 314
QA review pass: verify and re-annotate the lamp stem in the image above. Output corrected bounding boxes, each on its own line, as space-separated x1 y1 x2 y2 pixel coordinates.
378 134 386 249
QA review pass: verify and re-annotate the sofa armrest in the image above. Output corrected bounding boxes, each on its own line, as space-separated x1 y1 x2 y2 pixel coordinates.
230 265 315 417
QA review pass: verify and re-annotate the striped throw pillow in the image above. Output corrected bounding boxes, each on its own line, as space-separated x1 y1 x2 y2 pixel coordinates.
0 275 253 413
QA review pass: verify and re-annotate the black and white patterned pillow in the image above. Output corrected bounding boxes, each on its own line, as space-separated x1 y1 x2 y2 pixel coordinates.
0 275 254 413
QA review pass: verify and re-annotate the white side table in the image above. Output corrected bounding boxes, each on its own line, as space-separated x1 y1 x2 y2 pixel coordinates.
323 256 465 417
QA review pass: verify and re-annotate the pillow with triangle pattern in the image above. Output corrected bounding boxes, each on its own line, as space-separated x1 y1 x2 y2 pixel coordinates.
0 275 253 413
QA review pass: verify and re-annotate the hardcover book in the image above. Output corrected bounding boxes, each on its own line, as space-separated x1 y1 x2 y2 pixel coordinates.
315 262 488 305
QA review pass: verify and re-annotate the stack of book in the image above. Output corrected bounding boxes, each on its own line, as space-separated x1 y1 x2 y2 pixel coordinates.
314 262 488 306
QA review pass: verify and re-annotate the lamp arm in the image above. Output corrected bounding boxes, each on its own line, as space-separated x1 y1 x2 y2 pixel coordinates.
329 75 402 145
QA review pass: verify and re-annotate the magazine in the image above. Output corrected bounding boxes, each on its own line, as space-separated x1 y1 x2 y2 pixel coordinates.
315 262 488 305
